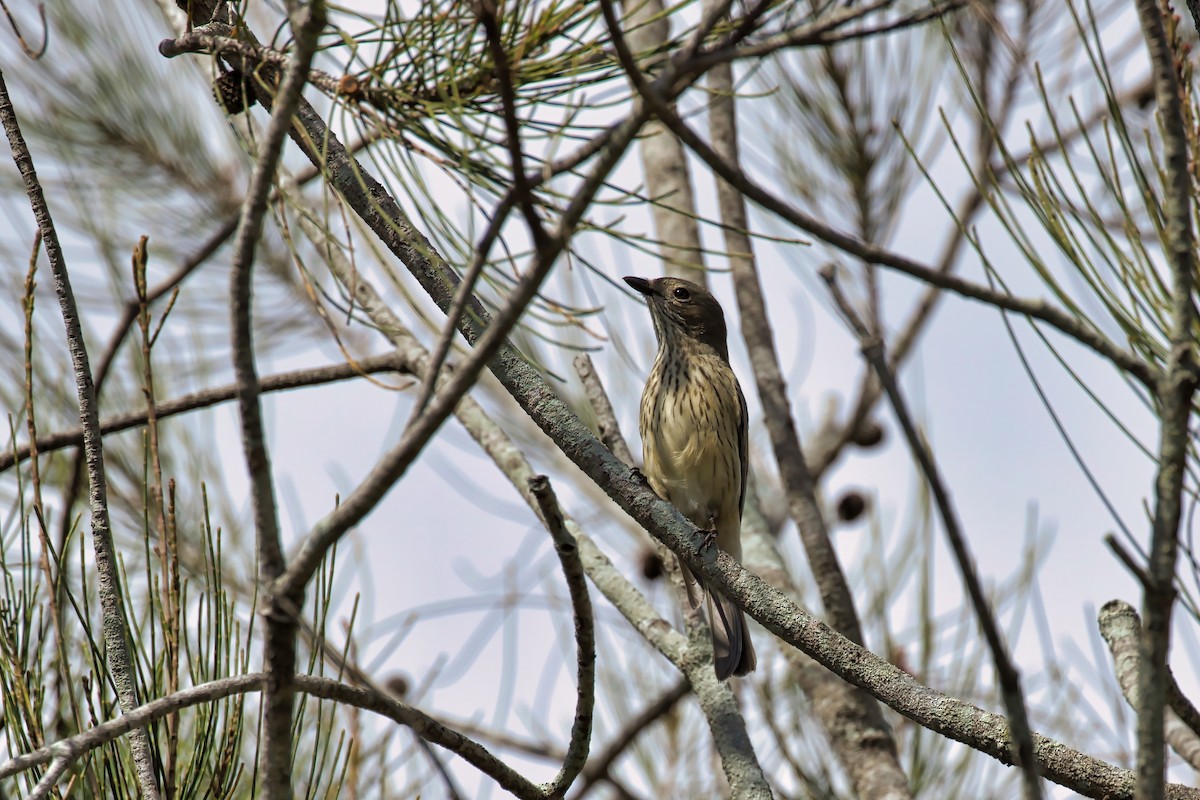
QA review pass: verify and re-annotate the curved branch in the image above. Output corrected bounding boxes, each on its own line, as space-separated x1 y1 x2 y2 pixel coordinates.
529 475 595 796
224 4 326 798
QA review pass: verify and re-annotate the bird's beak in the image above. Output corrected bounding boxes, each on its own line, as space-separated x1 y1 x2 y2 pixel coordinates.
623 275 654 297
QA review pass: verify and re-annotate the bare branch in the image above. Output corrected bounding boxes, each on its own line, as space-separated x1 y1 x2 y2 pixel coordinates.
0 674 548 800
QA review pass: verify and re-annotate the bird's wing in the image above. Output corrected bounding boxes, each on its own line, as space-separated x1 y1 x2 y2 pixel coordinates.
736 378 749 516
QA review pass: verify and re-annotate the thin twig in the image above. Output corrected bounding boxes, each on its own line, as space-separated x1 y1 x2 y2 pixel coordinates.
0 66 161 800
22 231 77 735
133 236 180 799
0 355 403 472
690 0 965 69
1132 2 1199 798
1106 533 1152 587
575 679 690 797
821 264 1042 800
528 475 595 796
573 354 635 466
0 0 47 59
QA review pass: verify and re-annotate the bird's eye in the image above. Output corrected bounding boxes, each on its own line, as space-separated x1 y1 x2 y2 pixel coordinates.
672 286 691 301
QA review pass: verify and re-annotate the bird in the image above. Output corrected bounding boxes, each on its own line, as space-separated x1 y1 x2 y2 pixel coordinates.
624 275 756 679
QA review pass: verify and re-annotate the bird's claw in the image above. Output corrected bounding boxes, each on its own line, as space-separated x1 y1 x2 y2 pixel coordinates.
630 466 647 484
699 527 718 552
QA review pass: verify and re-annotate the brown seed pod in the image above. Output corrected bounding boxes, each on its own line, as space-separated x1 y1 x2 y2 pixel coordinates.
640 549 665 581
836 490 867 523
851 420 885 449
384 674 410 698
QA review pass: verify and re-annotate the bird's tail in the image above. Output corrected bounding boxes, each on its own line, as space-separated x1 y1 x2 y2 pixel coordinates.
707 589 756 680
680 562 703 609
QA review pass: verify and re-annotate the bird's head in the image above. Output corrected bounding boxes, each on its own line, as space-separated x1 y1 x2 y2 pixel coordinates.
623 275 730 360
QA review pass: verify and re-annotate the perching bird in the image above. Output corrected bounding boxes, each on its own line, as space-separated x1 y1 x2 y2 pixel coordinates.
624 275 756 679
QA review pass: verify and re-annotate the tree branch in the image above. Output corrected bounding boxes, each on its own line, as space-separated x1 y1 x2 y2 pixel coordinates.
822 264 1042 800
0 673 548 799
0 355 405 472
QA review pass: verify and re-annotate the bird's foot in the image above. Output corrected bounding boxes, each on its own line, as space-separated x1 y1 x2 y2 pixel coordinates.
630 466 646 484
698 512 720 552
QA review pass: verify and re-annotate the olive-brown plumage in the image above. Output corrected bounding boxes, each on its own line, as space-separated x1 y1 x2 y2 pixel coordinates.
625 275 755 679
